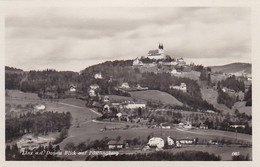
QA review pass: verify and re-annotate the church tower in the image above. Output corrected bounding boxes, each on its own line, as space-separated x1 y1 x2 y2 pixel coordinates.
158 43 164 54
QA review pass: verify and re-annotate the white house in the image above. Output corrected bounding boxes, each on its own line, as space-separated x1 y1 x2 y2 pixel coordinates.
148 137 165 149
133 58 143 66
147 43 165 60
94 72 102 79
120 82 130 89
70 85 76 92
169 83 187 93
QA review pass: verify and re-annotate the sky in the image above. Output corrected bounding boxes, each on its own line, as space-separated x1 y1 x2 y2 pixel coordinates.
5 7 251 72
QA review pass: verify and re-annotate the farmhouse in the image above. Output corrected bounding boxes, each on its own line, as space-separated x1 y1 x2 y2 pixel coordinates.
147 137 165 149
107 140 124 150
147 43 165 60
169 83 187 93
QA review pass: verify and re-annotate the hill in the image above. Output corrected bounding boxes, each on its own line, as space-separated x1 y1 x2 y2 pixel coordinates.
129 90 183 106
210 63 251 74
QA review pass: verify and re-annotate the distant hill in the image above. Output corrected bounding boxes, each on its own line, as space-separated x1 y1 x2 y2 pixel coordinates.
210 63 251 74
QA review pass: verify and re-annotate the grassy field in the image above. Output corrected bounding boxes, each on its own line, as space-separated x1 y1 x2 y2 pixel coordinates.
129 90 183 106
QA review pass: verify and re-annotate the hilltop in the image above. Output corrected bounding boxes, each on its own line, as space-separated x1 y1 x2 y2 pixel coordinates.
210 63 251 74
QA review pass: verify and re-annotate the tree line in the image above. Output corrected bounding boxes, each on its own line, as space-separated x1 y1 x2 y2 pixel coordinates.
6 111 72 142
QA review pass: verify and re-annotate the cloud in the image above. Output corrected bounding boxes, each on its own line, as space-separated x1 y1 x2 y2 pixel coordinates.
5 7 251 71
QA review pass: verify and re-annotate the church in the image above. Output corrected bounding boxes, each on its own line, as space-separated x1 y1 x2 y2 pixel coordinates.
147 43 165 60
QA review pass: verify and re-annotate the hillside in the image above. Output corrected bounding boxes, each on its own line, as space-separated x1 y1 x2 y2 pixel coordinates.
129 90 183 106
210 63 251 74
200 88 232 114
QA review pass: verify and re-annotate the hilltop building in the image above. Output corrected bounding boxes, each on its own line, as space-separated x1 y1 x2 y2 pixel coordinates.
147 43 165 60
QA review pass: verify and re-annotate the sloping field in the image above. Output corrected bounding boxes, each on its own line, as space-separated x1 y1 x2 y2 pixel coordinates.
201 88 232 113
129 90 183 106
6 90 40 100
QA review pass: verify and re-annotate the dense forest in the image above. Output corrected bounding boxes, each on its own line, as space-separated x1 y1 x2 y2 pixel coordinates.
6 111 72 142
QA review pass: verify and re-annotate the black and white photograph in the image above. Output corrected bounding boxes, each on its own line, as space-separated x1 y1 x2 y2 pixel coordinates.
3 1 256 163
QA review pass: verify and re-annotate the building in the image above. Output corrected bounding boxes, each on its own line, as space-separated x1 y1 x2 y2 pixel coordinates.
123 103 146 109
120 82 130 89
133 58 143 66
108 140 124 150
70 85 76 92
103 95 110 103
94 72 102 79
169 83 187 92
147 43 165 60
147 137 165 149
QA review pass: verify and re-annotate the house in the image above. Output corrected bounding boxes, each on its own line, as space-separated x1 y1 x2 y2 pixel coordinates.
103 104 110 112
107 140 124 150
89 89 96 97
147 43 165 60
120 82 130 89
90 84 99 90
123 103 146 109
103 95 110 103
70 85 76 92
147 137 165 149
184 122 192 129
169 83 187 93
167 136 175 146
133 58 143 66
175 138 198 145
94 72 102 79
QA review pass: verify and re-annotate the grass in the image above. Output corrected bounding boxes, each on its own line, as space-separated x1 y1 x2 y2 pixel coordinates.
129 90 183 106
